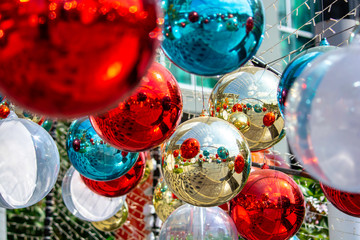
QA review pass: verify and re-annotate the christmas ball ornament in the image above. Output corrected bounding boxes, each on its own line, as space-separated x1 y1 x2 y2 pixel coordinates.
161 117 251 207
278 38 336 116
153 180 184 222
159 204 238 239
230 170 305 240
66 118 139 181
90 62 183 152
0 102 10 119
161 0 265 76
209 66 285 152
92 202 129 232
81 153 146 197
0 116 59 209
62 167 126 222
228 112 250 133
0 0 159 118
321 183 360 217
286 39 360 192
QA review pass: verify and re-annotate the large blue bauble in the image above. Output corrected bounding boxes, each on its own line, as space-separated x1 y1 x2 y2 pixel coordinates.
277 38 336 116
161 0 265 76
66 118 139 181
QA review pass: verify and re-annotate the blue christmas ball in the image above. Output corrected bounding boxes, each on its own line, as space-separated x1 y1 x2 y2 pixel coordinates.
277 38 336 116
161 0 265 76
66 118 139 181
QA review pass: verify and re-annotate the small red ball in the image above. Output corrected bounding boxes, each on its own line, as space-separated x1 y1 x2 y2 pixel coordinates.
188 11 199 23
72 139 81 152
263 112 276 127
321 183 360 217
0 104 10 119
232 103 243 112
246 17 254 34
230 170 305 240
0 0 159 118
234 155 245 173
81 153 146 197
173 149 179 158
180 138 200 159
90 62 183 152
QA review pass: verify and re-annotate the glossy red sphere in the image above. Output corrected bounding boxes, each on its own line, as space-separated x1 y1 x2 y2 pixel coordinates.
90 62 183 152
81 152 146 197
180 138 200 159
321 183 360 217
0 0 159 118
230 170 305 240
263 112 276 127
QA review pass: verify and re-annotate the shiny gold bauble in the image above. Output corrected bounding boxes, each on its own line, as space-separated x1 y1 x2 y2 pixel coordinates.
161 117 251 207
228 112 250 133
209 66 285 152
91 202 128 232
153 180 184 222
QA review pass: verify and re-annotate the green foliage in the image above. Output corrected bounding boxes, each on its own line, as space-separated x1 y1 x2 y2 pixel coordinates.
294 176 329 240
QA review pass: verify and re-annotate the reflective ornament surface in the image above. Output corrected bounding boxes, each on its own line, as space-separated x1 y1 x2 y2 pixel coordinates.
321 184 360 217
62 167 126 222
161 117 251 207
209 66 285 152
286 39 360 192
66 118 139 181
92 202 128 232
91 62 183 152
251 150 289 169
159 204 238 240
0 0 159 118
278 38 336 116
81 153 146 197
161 0 265 76
230 170 305 240
153 180 184 222
0 116 59 209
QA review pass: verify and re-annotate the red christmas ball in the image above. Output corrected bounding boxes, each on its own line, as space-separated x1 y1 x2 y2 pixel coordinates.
321 183 360 217
0 0 159 118
90 62 183 152
180 138 200 159
263 112 276 127
81 152 146 197
230 170 305 240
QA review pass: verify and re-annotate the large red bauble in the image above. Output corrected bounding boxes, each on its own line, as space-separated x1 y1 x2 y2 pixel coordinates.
0 0 159 118
321 183 360 217
90 62 183 152
230 169 305 240
81 152 146 197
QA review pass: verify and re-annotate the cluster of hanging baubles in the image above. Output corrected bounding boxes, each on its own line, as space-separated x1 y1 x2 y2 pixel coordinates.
0 0 360 238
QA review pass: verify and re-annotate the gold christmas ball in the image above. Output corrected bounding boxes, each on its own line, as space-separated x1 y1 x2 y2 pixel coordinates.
153 180 184 222
209 66 285 152
161 117 251 207
228 112 250 132
91 202 128 232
